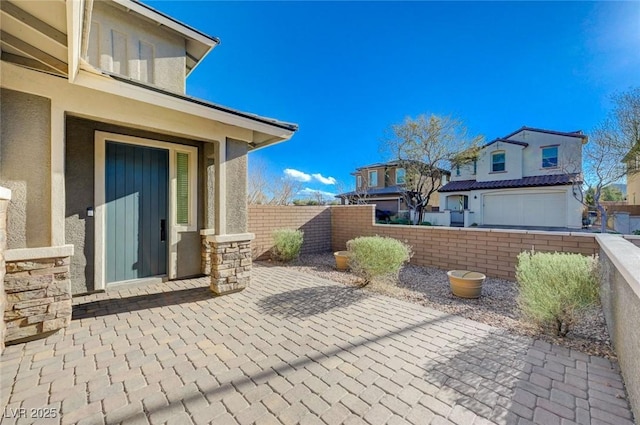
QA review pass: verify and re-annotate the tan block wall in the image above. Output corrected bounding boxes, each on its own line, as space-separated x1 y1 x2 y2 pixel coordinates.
331 205 599 280
249 206 332 259
606 205 640 215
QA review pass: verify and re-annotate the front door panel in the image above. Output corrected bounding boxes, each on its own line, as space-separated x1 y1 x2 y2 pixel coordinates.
105 141 168 283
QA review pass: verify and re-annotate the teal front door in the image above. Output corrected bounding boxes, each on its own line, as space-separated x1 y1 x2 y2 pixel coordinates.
105 141 168 283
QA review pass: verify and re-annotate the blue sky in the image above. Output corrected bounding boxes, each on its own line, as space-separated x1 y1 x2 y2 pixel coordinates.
147 1 640 198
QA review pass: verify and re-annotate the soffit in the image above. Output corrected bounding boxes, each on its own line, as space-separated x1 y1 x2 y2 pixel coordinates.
0 0 68 76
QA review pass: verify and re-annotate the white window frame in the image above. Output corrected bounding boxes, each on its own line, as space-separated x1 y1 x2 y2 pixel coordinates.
368 170 378 187
94 131 198 289
396 168 406 184
357 175 362 188
492 151 506 172
541 145 559 169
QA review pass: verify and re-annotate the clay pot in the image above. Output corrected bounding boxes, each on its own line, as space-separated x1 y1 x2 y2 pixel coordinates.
447 270 486 299
334 251 349 271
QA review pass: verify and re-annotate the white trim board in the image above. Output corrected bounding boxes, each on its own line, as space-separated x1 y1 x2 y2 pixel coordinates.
94 131 198 290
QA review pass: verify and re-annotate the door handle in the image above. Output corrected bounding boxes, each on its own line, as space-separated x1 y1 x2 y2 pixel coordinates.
160 219 166 242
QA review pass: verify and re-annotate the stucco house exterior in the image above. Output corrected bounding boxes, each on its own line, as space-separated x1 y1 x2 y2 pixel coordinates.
625 147 640 205
438 127 586 229
336 161 447 217
0 0 296 343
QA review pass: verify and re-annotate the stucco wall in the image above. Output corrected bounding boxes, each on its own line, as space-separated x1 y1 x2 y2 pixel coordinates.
65 117 205 293
476 142 524 182
628 173 640 206
226 139 248 234
508 130 583 178
204 143 216 230
88 1 186 93
0 89 52 249
597 234 640 422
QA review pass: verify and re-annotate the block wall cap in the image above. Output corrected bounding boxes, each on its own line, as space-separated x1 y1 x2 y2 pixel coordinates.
5 245 74 262
596 234 640 299
206 233 255 243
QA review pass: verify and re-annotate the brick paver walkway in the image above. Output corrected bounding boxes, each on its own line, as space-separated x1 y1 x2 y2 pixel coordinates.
1 265 635 425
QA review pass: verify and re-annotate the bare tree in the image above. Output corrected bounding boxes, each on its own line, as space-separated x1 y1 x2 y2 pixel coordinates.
248 158 303 205
569 87 640 233
334 179 371 206
381 114 483 224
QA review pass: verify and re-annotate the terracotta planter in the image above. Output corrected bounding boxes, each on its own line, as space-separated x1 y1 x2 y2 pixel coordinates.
447 270 486 299
334 251 349 271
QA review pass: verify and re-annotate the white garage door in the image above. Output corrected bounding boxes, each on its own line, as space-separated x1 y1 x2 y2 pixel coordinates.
483 192 566 227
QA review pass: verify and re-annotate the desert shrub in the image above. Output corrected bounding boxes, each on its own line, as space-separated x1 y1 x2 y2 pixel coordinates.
516 251 599 337
271 229 304 262
346 236 412 285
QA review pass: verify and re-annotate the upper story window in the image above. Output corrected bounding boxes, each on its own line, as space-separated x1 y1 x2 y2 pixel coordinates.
396 168 406 184
473 160 477 175
368 170 378 187
357 175 362 188
492 152 506 172
455 165 461 176
542 146 559 168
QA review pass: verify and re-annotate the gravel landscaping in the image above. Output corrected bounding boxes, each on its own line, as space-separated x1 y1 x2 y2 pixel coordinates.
259 252 615 358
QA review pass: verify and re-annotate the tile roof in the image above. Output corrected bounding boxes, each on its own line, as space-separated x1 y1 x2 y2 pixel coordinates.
503 126 588 140
438 174 579 192
335 185 404 198
484 138 528 148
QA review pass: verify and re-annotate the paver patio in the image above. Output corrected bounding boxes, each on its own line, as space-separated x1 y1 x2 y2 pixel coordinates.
1 265 635 425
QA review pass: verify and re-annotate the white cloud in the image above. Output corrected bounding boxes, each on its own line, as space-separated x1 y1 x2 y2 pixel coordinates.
312 173 337 185
284 168 311 182
299 188 336 198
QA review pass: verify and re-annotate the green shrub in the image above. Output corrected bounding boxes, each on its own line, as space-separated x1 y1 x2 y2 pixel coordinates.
389 218 410 225
632 229 640 235
420 221 432 226
346 236 412 285
271 229 304 262
516 251 599 337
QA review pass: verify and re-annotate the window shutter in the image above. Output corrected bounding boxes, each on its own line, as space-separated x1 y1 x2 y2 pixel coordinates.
176 152 189 225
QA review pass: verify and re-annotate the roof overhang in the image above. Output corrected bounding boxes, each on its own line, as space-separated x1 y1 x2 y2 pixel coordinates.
73 65 296 146
0 0 69 77
110 0 219 76
504 127 589 144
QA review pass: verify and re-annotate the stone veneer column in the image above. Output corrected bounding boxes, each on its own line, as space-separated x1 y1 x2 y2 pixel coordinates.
4 245 73 344
204 233 254 295
0 187 11 354
201 236 212 276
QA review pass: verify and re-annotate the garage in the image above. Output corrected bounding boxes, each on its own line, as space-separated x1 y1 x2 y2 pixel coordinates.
367 199 396 213
482 191 567 227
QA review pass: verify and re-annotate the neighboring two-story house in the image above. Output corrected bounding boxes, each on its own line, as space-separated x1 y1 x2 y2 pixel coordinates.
439 127 586 229
336 161 447 217
1 0 297 298
625 147 640 205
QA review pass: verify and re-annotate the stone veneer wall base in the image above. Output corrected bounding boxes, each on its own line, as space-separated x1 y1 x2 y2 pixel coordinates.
4 256 72 343
0 190 9 354
205 234 253 295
